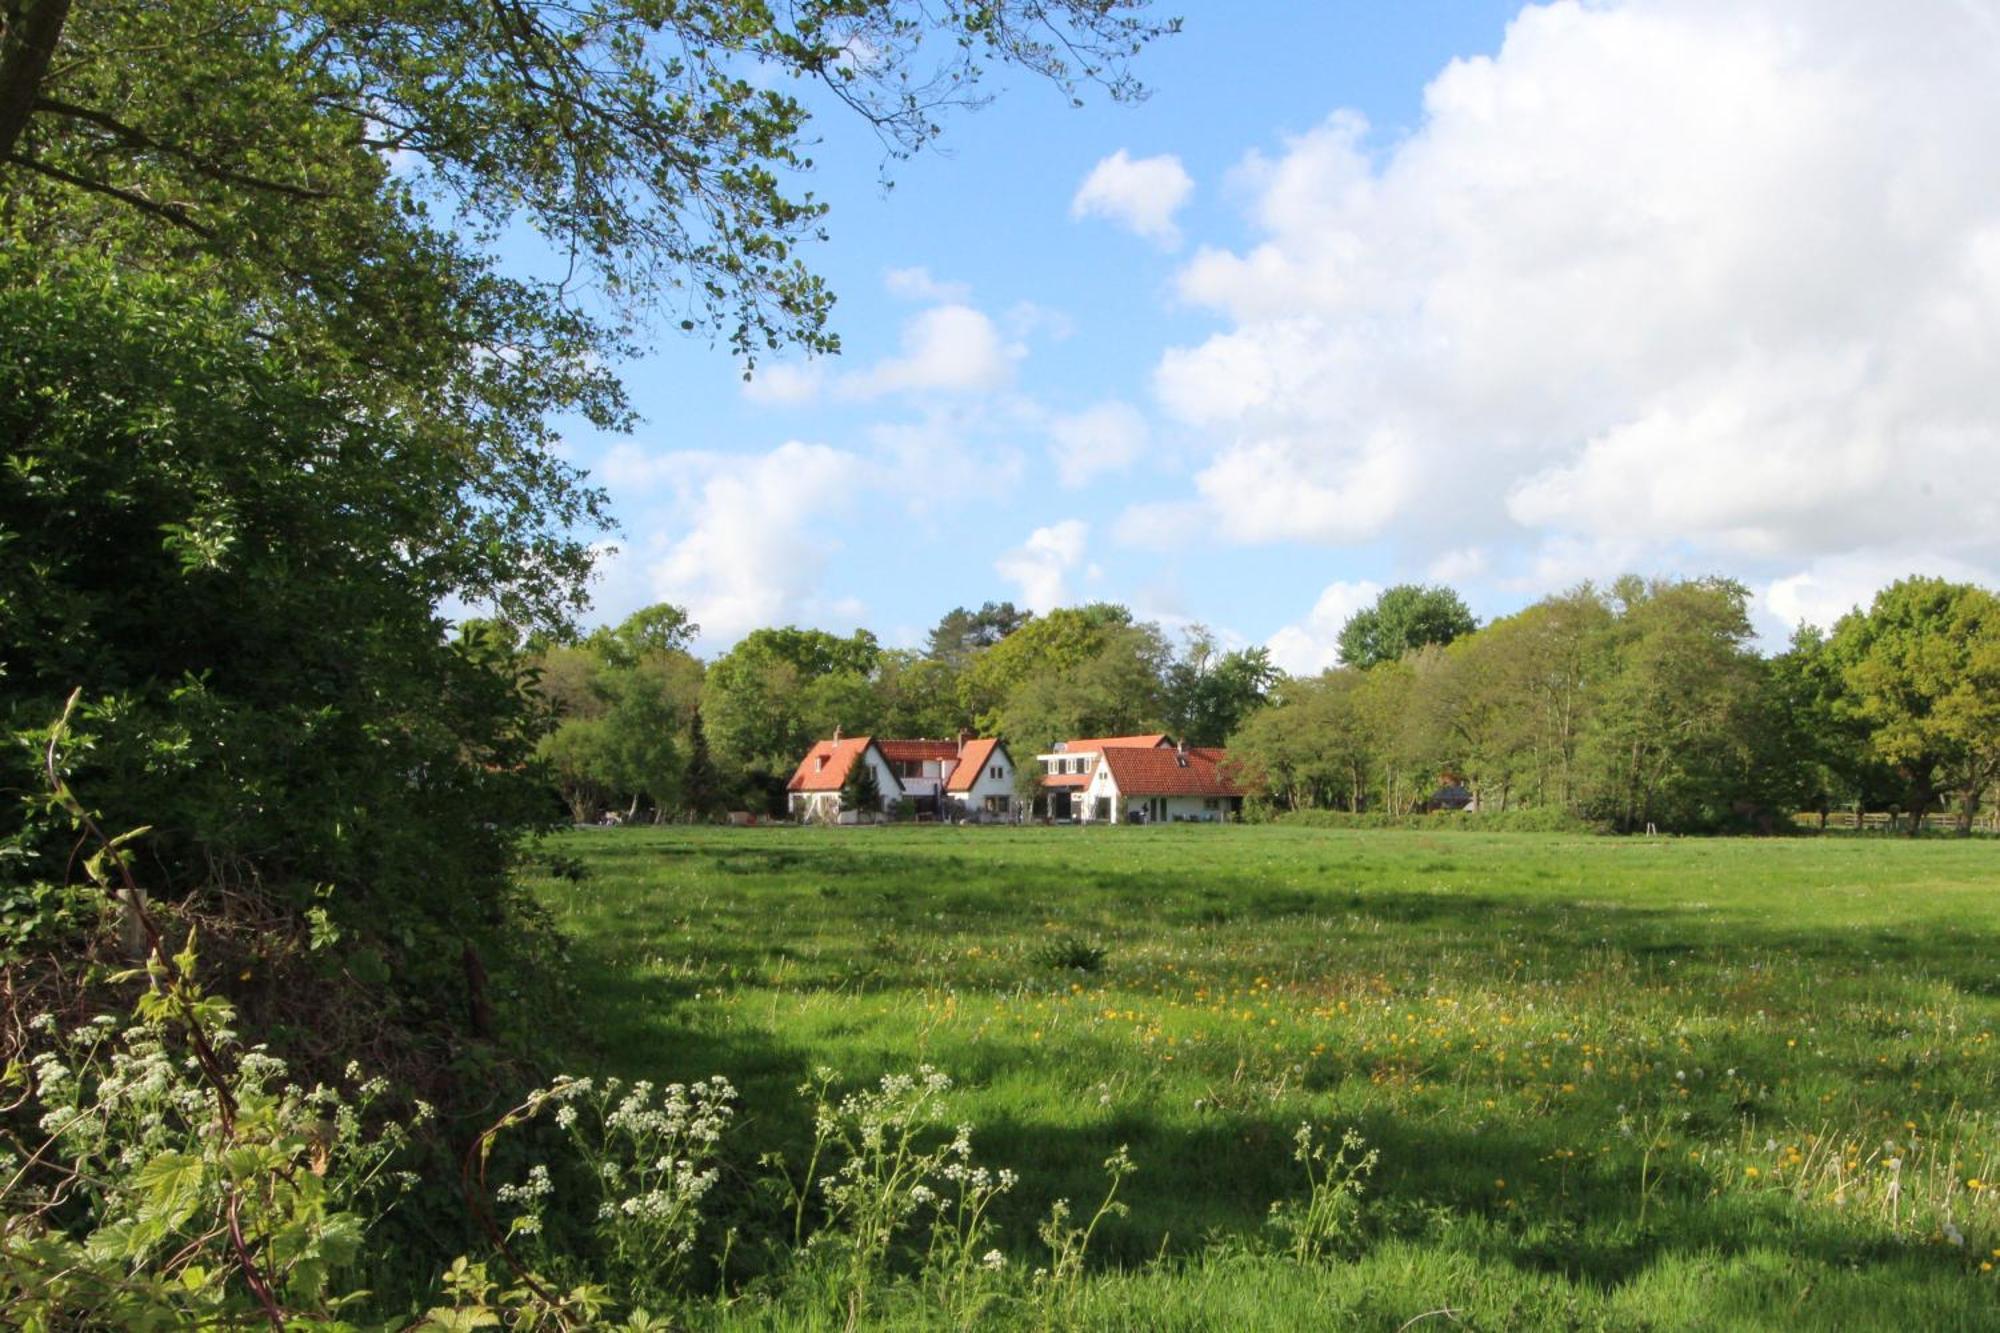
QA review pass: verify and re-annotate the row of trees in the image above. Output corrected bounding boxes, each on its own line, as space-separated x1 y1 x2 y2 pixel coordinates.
523 573 2000 835
1232 576 2000 834
517 601 1280 819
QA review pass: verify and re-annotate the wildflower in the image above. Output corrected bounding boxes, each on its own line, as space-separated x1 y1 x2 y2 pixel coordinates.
1969 1178 1985 1191
981 1249 1006 1271
1745 1167 1761 1179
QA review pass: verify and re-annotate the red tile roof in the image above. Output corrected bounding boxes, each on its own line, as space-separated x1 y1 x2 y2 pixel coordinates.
878 739 962 763
1040 772 1091 790
945 737 1005 793
1096 745 1246 799
1057 733 1171 754
786 737 878 792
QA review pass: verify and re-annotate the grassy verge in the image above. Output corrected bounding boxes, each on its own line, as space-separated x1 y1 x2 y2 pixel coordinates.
519 825 2000 1328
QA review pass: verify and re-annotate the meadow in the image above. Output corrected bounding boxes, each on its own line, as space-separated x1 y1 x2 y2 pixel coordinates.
521 826 2000 1329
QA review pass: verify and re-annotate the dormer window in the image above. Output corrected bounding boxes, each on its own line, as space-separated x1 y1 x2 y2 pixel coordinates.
815 755 827 772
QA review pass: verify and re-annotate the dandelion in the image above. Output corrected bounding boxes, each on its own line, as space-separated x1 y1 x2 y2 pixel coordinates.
1745 1166 1761 1179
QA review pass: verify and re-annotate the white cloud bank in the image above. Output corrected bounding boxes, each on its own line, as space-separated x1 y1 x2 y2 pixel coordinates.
995 520 1090 612
596 441 874 645
1072 149 1195 248
1156 0 2000 623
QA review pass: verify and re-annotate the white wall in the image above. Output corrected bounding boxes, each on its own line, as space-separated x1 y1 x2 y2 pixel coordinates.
960 751 1017 816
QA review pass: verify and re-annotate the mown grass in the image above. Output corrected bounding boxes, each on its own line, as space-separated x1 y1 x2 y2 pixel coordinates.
523 826 2000 1328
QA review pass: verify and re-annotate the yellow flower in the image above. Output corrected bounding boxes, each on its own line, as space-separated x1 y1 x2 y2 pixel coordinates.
1969 1178 1985 1191
1745 1166 1762 1179
1494 1178 1506 1189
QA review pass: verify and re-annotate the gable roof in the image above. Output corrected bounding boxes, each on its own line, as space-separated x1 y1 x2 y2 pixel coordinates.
786 736 883 792
1056 733 1171 754
1095 745 1246 799
944 737 1006 792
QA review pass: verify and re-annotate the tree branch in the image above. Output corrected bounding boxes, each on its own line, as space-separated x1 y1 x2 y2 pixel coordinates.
4 151 214 237
33 96 335 200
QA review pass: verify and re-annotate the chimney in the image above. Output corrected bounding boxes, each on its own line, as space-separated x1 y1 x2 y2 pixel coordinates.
833 726 842 743
957 727 970 756
1176 739 1188 767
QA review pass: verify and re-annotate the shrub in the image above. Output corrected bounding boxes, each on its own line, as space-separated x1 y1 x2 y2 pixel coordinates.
1034 936 1109 972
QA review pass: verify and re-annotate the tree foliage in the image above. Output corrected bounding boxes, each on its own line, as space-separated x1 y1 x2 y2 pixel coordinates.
1336 584 1479 669
1820 578 2000 832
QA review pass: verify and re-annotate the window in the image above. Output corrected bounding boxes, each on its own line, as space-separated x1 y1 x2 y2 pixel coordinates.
815 755 827 772
989 765 1004 780
1203 798 1220 810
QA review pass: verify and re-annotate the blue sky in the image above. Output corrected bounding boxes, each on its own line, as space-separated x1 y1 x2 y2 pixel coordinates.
533 0 2000 666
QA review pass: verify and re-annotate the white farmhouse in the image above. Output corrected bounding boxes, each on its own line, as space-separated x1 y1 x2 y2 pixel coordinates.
784 734 903 821
942 736 1018 820
1076 741 1246 824
785 731 1019 822
1032 733 1171 821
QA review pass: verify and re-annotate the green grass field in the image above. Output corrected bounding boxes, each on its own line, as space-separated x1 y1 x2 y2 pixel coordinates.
522 826 2000 1329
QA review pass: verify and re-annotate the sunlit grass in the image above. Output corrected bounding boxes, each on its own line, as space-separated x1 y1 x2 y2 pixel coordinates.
524 826 2000 1327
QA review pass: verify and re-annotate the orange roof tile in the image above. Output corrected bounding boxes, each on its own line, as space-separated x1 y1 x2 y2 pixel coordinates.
1057 733 1171 754
1095 745 1246 799
944 737 1005 793
786 737 878 792
878 739 962 763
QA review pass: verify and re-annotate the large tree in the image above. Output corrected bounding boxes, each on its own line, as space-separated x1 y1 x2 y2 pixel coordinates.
1336 584 1478 669
1164 627 1278 746
1823 578 2000 834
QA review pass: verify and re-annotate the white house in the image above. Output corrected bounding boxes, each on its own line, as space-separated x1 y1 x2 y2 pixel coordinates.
1072 740 1246 824
786 732 1019 822
785 734 903 821
943 736 1018 820
1032 734 1171 820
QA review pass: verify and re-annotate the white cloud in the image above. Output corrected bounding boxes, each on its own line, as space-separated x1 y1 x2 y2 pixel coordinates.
995 520 1090 612
1758 550 2000 643
842 303 1019 399
1071 149 1195 248
884 266 971 303
1049 400 1149 488
1151 0 2000 594
1266 579 1384 676
610 442 874 644
740 361 827 406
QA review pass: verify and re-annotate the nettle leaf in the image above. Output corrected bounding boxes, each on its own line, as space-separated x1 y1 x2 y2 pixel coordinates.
133 1149 207 1231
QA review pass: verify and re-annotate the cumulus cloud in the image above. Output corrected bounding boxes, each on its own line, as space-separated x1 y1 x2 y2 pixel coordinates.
842 303 1019 399
1758 550 2000 642
1071 149 1195 248
1049 400 1149 488
995 520 1090 612
610 442 874 644
1153 0 2000 596
1266 579 1384 676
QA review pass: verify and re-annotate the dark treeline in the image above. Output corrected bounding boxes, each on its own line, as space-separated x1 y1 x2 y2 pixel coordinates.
511 574 2000 835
